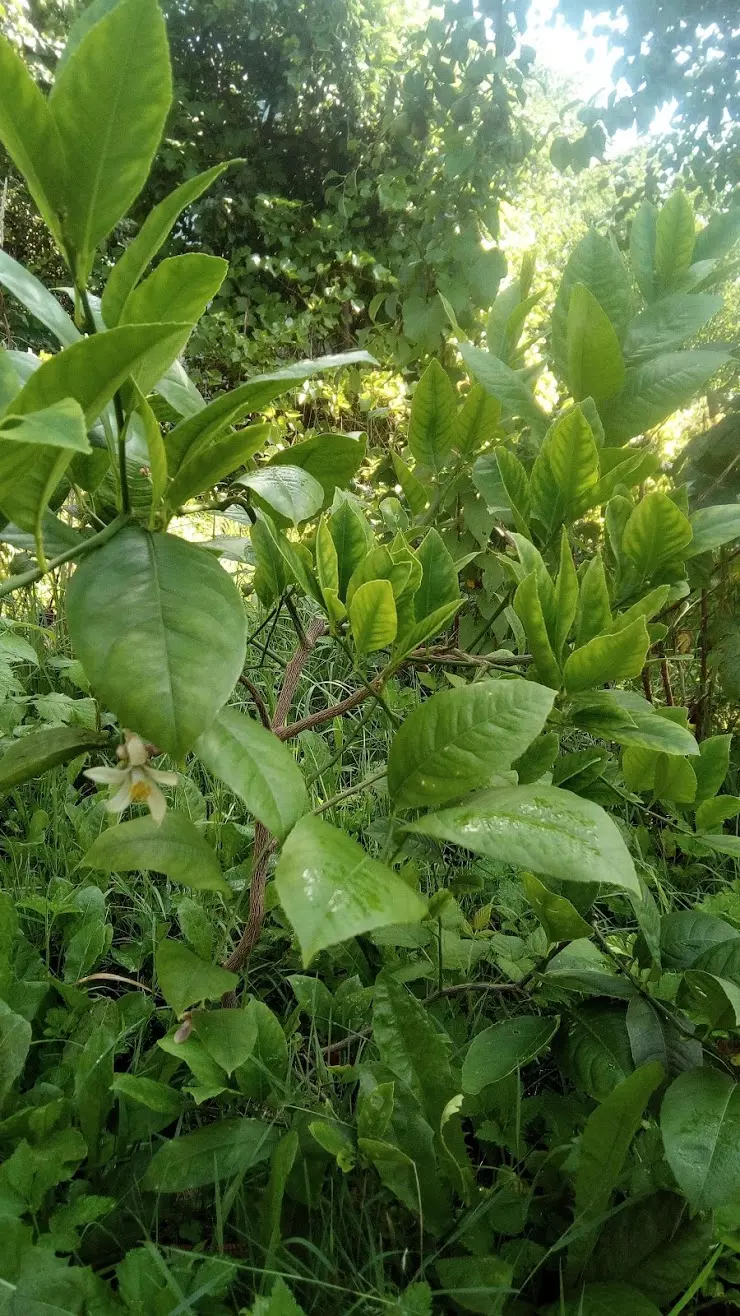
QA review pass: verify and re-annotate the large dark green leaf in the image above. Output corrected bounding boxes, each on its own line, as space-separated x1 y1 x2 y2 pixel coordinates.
67 526 246 758
195 706 306 840
565 1003 633 1101
49 0 172 282
238 465 324 526
600 350 730 445
462 1016 559 1094
142 1118 278 1192
659 910 739 971
686 504 740 557
407 785 638 893
661 1067 740 1210
81 811 229 895
588 1191 716 1307
102 162 236 327
388 679 555 808
274 816 426 965
0 725 106 791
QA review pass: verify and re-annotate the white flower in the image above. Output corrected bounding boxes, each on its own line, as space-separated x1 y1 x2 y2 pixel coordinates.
85 731 178 825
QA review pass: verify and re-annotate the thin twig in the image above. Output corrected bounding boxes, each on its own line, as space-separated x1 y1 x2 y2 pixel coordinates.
277 679 380 740
312 767 387 815
73 972 153 993
238 675 271 729
425 980 527 1003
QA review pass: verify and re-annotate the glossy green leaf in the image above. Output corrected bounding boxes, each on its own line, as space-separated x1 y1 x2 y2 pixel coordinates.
346 547 412 613
453 384 501 457
624 293 722 363
373 973 456 1131
413 529 459 621
653 753 697 804
408 359 456 472
67 526 247 758
660 910 739 971
523 872 591 942
692 733 732 802
119 252 226 393
575 554 612 647
267 432 367 506
630 201 657 302
621 491 693 578
111 1073 185 1117
391 451 428 515
82 811 229 895
393 600 461 661
600 350 730 445
513 572 560 689
238 465 324 526
167 421 269 508
388 678 555 808
155 940 237 1017
567 282 625 402
460 342 545 432
655 191 695 288
274 815 426 965
611 692 699 756
686 504 740 557
142 1117 277 1192
495 447 530 533
407 784 639 893
462 1015 559 1095
165 352 373 476
49 0 172 282
552 229 632 379
195 706 306 840
0 725 106 791
566 1004 634 1101
695 795 740 831
530 406 600 533
0 399 90 536
131 388 167 511
553 529 579 656
0 36 66 249
606 585 669 635
661 1067 740 1210
563 617 650 694
682 970 740 1029
329 494 374 599
102 162 236 326
10 322 189 424
0 250 79 348
349 578 397 654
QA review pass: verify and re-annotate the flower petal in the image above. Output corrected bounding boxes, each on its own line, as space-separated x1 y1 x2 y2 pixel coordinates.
146 782 168 825
85 766 128 785
148 769 179 787
104 781 135 814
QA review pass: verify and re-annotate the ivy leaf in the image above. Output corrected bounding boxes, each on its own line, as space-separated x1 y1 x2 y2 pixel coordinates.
67 526 246 759
195 706 307 840
388 679 555 808
407 785 639 894
274 816 426 965
82 812 230 895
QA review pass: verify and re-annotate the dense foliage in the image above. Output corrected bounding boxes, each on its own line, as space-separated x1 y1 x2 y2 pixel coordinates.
0 2 740 1314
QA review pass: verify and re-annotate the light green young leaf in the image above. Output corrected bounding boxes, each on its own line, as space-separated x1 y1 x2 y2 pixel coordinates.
142 1117 277 1192
393 601 461 661
575 554 612 648
621 491 693 578
496 447 531 533
49 0 172 283
130 387 168 512
695 796 740 831
82 811 230 895
330 494 374 599
653 753 697 804
460 342 545 432
167 422 269 508
407 784 639 893
111 1073 185 1117
191 1008 257 1076
10 322 189 424
346 547 411 612
408 359 457 472
552 229 632 379
350 579 397 654
274 815 426 965
195 706 307 840
693 733 732 801
0 36 66 250
119 252 227 393
0 399 90 537
67 526 247 758
530 405 600 534
102 162 237 326
315 516 339 598
452 384 501 458
0 250 79 348
391 450 428 515
553 529 579 657
155 939 237 1017
523 872 591 943
686 505 740 557
606 584 669 634
661 1067 740 1211
388 678 555 808
655 191 695 289
462 1015 559 1094
238 465 324 526
611 692 699 756
513 572 561 690
567 282 625 402
563 617 650 694
414 529 459 620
